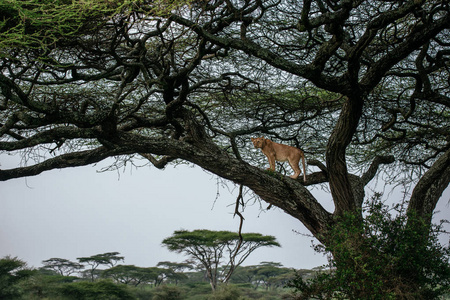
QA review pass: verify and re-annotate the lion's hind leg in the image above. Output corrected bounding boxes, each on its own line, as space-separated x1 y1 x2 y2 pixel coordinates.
288 157 301 179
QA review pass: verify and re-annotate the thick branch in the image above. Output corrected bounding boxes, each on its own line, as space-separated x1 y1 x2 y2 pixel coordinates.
185 145 332 239
115 131 333 239
0 127 100 151
408 148 450 221
0 146 132 181
326 96 364 215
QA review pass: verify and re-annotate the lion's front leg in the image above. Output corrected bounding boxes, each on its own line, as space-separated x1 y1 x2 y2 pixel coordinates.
265 154 276 172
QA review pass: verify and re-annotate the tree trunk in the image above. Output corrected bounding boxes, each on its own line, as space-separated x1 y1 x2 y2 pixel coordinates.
326 95 364 216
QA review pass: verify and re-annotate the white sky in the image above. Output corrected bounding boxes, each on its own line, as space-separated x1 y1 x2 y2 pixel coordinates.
1 154 448 271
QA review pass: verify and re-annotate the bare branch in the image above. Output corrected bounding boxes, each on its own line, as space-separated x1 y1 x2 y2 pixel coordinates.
139 153 175 169
361 155 395 186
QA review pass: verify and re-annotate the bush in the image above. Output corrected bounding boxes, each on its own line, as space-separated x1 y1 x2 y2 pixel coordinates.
0 256 35 299
59 280 134 300
290 196 450 299
20 273 78 299
184 282 213 299
209 285 245 300
152 285 185 300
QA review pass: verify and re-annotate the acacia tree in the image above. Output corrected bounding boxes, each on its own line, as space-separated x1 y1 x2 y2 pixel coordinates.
254 262 294 290
156 261 192 285
41 258 84 277
0 0 449 297
102 265 170 287
77 252 124 282
231 262 295 290
162 230 280 290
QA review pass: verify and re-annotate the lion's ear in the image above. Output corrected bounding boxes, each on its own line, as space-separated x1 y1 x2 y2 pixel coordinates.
251 137 255 141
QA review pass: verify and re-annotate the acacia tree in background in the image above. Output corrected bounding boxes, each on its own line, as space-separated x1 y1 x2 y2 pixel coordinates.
162 230 280 291
0 0 449 298
156 261 192 285
157 261 193 273
41 258 84 277
77 252 124 282
102 265 170 287
231 262 295 290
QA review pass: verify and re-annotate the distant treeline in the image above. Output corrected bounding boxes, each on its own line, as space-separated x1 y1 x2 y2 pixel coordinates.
0 255 323 300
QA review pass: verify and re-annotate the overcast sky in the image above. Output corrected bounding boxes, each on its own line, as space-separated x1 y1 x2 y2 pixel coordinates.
1 153 448 271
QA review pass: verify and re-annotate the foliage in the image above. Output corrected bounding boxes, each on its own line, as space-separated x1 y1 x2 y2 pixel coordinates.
0 256 35 299
230 263 296 290
152 285 186 300
19 272 78 299
41 258 84 276
163 230 280 251
162 230 280 290
0 0 124 52
290 196 450 299
59 279 134 300
77 252 124 267
1 253 298 299
158 261 195 272
181 282 213 299
0 0 203 54
157 261 192 284
102 264 171 286
77 252 124 281
209 285 243 300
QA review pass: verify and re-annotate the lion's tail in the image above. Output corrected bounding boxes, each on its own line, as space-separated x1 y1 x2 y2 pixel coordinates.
301 153 307 182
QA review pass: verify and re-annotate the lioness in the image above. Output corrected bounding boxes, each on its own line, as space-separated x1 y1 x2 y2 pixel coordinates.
251 137 306 181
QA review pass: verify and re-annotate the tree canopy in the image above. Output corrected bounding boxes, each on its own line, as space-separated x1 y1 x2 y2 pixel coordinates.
102 265 170 287
162 229 280 290
77 252 124 282
1 0 449 297
0 0 447 223
41 258 84 277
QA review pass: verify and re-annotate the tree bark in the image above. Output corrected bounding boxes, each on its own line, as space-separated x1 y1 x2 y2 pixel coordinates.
326 96 364 215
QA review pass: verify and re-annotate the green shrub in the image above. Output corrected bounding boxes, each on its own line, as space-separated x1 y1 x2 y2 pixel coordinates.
0 256 35 299
152 285 185 300
209 285 245 300
20 273 78 299
59 280 134 300
290 196 450 299
184 282 213 299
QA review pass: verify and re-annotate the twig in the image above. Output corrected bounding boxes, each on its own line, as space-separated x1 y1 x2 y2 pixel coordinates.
234 184 245 244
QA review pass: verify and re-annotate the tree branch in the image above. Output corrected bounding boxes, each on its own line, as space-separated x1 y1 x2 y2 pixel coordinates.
326 96 364 215
223 184 245 284
0 127 100 151
139 153 175 169
408 147 450 221
168 14 341 92
307 159 328 174
361 155 395 186
0 146 132 181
